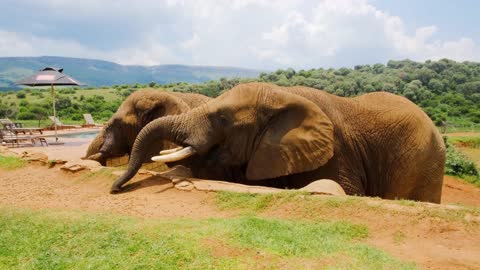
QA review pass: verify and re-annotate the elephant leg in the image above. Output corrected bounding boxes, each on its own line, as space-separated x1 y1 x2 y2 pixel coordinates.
403 167 443 203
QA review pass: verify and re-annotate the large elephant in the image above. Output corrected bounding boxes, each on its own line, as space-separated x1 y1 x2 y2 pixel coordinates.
111 83 446 203
84 89 210 165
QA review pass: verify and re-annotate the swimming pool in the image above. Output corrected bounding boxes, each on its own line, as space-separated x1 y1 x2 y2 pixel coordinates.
57 130 100 139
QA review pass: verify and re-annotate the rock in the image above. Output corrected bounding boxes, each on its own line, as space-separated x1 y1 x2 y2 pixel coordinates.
61 159 102 173
158 165 193 180
465 214 480 223
21 151 49 165
187 179 283 194
300 179 346 196
174 180 195 191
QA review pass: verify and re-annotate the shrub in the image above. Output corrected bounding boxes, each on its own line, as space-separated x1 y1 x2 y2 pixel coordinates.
16 92 26 99
17 111 36 120
445 140 478 177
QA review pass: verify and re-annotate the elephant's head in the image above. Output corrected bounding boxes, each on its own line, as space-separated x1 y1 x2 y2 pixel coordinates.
84 89 195 165
111 82 334 193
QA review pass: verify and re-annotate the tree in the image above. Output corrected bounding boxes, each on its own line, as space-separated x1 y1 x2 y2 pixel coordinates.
428 79 444 94
148 81 158 88
29 105 49 127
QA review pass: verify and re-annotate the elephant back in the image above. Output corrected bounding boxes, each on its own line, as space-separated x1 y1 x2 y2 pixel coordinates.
168 92 211 109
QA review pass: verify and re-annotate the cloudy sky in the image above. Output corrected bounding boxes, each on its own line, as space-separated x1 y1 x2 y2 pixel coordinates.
0 0 478 69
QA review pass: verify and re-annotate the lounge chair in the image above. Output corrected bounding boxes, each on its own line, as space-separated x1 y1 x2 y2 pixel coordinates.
82 114 103 128
0 118 44 135
48 116 81 130
0 130 48 147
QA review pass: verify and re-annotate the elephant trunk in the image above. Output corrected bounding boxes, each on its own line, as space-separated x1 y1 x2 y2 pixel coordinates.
110 114 189 193
84 131 107 164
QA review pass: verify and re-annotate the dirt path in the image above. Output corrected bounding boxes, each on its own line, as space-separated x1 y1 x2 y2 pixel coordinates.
0 165 479 269
0 166 227 219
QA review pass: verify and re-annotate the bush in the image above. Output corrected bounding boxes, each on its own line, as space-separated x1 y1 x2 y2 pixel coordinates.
445 140 479 177
17 111 36 120
16 92 26 99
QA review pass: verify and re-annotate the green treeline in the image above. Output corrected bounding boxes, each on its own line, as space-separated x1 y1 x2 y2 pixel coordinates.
1 59 479 127
168 58 480 127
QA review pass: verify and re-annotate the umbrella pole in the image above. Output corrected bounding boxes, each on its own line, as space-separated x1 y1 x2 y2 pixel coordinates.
51 84 58 142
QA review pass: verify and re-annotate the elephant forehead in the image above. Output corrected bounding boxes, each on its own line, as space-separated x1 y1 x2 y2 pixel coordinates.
123 113 138 125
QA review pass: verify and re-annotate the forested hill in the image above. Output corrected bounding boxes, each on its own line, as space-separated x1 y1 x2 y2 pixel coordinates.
261 59 480 126
0 58 478 127
0 56 263 89
170 58 479 126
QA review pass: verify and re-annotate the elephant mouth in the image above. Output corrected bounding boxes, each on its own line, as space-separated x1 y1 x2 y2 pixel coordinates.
151 146 197 163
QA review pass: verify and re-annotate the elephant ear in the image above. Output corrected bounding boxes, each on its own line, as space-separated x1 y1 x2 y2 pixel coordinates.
136 92 189 126
246 91 334 180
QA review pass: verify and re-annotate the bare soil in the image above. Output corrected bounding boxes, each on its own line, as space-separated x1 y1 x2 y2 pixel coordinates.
446 132 480 137
442 175 480 207
0 165 479 269
0 166 227 219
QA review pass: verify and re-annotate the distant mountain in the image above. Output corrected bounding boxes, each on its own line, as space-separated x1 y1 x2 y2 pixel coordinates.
0 56 264 90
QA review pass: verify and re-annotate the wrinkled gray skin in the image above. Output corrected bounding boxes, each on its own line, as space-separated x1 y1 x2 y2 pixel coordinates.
112 83 445 203
84 89 210 165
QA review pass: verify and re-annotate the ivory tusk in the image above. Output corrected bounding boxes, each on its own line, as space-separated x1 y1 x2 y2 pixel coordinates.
152 146 196 163
159 146 183 155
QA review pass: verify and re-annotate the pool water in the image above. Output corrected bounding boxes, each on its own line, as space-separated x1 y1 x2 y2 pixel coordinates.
58 131 100 139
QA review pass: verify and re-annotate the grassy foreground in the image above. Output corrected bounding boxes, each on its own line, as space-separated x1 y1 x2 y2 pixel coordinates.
0 155 25 170
0 207 414 270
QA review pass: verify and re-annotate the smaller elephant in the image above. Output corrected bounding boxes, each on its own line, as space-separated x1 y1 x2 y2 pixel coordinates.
84 89 210 165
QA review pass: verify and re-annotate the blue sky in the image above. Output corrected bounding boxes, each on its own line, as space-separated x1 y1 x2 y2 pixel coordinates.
0 0 478 70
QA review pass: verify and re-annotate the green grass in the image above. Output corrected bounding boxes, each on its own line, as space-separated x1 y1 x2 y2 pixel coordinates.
14 119 84 128
0 155 25 170
0 207 415 270
215 190 309 212
449 136 480 148
460 175 480 188
216 191 359 211
393 230 406 244
81 167 118 181
444 138 480 187
1 88 120 106
214 191 480 223
442 125 480 134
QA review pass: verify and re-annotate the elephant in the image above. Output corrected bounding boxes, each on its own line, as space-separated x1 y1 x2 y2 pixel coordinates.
84 89 210 165
111 82 446 203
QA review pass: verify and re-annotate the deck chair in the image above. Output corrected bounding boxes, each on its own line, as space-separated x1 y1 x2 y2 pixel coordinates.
0 130 47 147
0 118 18 129
1 118 44 135
48 116 81 130
0 130 19 146
82 114 103 128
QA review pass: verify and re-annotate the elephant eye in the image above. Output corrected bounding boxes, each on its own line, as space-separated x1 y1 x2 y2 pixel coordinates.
219 114 229 125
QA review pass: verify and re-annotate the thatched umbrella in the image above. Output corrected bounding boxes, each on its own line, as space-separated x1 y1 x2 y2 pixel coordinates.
16 67 85 144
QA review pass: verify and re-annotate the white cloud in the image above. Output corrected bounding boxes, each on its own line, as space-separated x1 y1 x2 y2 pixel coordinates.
1 0 478 68
251 0 479 67
0 30 178 66
181 33 200 50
